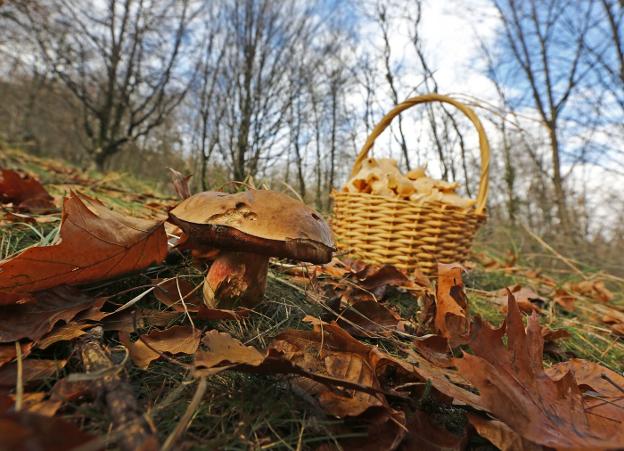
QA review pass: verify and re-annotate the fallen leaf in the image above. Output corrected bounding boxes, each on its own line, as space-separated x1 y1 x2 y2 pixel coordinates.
0 410 93 451
545 358 624 438
490 285 543 313
468 414 542 451
553 288 575 311
0 169 55 213
400 410 467 451
168 168 192 200
195 304 251 321
0 287 103 343
453 294 624 448
153 278 201 312
335 300 402 338
9 392 62 417
50 377 93 402
564 279 614 303
434 263 469 345
120 326 201 369
601 308 624 336
101 309 181 333
0 343 32 368
0 359 67 387
0 192 168 304
194 329 265 371
37 322 91 350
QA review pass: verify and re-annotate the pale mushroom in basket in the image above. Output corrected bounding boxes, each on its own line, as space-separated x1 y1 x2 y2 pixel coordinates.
168 190 335 308
407 166 427 180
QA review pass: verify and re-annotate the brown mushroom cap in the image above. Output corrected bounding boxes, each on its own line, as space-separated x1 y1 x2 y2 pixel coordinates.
169 190 335 263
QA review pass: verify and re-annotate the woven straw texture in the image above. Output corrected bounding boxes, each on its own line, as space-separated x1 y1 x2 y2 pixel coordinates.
331 94 490 277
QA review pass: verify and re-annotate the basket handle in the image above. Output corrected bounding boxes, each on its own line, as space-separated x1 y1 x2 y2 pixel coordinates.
351 93 490 215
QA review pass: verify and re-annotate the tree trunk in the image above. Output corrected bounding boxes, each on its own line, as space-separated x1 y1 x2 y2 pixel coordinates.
547 122 570 233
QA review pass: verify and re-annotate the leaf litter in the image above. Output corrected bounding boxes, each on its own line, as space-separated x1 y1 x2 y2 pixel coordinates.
0 164 622 450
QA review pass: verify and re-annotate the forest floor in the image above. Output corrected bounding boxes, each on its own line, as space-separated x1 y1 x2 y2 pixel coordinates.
1 146 623 450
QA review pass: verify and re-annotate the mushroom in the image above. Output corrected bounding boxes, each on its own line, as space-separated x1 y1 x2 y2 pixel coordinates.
168 190 335 308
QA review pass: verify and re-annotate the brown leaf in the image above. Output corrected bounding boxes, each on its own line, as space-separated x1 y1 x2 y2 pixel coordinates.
553 288 575 311
564 279 614 303
120 325 201 369
194 329 265 372
50 377 94 403
468 414 542 451
153 278 201 312
0 410 93 451
9 392 62 417
0 169 55 213
434 263 469 345
168 168 192 200
400 410 467 451
601 308 624 336
0 286 103 343
101 309 181 333
0 343 32 368
491 285 543 313
37 322 91 350
0 192 167 304
453 294 624 448
545 358 624 438
0 359 67 387
336 300 402 338
195 304 251 321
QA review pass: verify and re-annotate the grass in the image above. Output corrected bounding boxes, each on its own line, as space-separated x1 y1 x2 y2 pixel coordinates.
1 147 623 449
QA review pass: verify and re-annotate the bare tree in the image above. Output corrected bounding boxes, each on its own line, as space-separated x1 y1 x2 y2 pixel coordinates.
492 0 595 233
6 0 197 170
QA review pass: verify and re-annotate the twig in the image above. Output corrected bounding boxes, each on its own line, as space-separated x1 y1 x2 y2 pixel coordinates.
160 377 207 451
522 224 587 279
14 342 23 411
78 326 159 451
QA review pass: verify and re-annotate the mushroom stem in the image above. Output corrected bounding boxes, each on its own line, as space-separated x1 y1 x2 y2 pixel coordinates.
203 251 269 308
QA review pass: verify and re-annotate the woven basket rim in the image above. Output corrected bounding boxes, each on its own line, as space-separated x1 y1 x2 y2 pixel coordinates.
332 190 487 219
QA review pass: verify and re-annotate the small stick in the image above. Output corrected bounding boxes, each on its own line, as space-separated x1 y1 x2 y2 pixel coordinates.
160 377 207 451
78 326 159 451
14 342 23 411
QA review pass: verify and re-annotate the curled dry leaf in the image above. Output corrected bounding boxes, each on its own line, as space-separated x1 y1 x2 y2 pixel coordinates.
37 322 92 350
120 325 201 369
0 169 55 213
490 285 543 313
453 294 624 449
0 192 168 304
467 414 542 451
0 410 93 451
601 307 624 336
194 329 265 372
434 263 469 345
168 168 192 200
401 410 468 451
0 286 104 343
8 392 62 417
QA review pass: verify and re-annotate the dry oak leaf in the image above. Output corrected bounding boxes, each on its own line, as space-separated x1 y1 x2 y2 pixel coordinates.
335 300 402 338
601 307 624 336
0 286 104 343
545 358 624 440
0 410 93 451
8 392 62 417
0 192 168 304
0 342 32 368
453 295 624 449
0 169 55 214
119 325 201 369
434 263 469 345
467 414 542 451
194 329 265 372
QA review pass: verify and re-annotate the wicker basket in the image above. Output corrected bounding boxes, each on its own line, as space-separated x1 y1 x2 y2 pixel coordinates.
331 94 490 277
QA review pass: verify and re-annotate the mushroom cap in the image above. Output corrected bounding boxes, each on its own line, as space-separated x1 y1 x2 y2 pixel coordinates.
169 190 335 263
